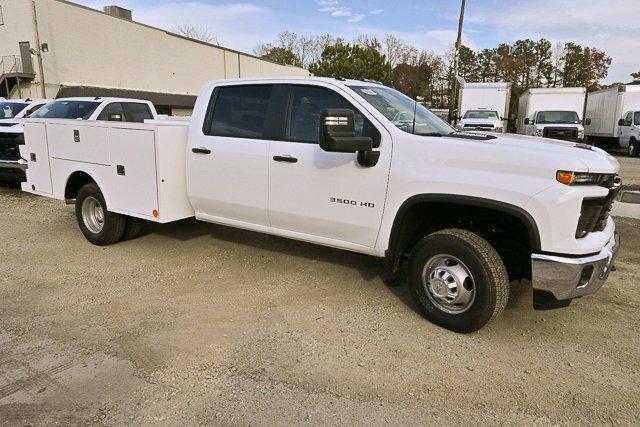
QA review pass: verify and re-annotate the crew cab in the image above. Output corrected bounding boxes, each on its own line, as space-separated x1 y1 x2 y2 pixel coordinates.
523 110 586 142
456 109 505 133
0 97 158 182
618 111 640 157
20 77 621 332
0 98 50 181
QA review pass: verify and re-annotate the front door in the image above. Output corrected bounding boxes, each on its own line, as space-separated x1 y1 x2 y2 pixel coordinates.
187 84 274 226
619 111 633 146
268 83 391 248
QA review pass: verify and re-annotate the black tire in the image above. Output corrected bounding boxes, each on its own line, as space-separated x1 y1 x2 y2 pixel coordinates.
628 139 639 157
408 229 509 333
123 217 144 241
75 182 126 246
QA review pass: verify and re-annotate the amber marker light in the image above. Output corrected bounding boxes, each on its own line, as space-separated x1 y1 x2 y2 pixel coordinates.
152 209 159 218
556 171 574 185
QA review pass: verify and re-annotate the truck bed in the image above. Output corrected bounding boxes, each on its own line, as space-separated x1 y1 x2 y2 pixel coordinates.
20 119 194 223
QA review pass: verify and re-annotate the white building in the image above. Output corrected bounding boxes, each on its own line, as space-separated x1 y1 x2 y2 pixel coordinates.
0 0 309 114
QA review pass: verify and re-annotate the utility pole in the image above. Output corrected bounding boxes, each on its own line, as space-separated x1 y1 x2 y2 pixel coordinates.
31 0 46 98
448 0 466 124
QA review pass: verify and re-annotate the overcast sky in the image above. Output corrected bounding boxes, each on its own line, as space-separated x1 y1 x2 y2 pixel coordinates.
74 0 639 83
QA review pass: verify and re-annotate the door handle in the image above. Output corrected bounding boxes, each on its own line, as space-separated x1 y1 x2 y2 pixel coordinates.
273 155 298 163
192 147 211 155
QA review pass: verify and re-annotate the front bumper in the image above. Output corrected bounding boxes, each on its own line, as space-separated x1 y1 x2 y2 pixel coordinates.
0 158 27 181
531 232 619 302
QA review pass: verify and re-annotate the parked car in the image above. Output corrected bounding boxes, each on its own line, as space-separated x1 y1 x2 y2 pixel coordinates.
21 77 620 332
0 98 51 181
518 88 587 142
585 84 640 151
0 97 158 182
456 82 511 132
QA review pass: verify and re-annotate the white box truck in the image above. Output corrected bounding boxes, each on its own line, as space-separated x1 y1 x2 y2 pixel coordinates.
585 84 640 153
517 87 587 141
20 77 621 332
456 82 511 132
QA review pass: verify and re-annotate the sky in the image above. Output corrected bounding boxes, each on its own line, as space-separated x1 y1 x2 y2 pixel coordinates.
74 0 639 84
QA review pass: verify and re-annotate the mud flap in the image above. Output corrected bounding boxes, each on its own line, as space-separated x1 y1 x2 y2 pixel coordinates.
533 289 572 310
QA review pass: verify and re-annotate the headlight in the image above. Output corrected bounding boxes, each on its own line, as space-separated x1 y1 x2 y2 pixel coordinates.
578 130 584 139
535 129 543 137
556 171 607 186
494 126 503 132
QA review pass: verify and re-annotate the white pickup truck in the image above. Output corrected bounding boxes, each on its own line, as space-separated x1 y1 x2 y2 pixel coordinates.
21 77 621 332
1 97 158 181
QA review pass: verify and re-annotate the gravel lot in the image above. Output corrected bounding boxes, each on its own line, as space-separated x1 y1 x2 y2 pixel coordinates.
1 161 640 424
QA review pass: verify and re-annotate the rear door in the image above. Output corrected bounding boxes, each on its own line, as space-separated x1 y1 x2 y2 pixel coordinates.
268 83 391 248
187 84 276 226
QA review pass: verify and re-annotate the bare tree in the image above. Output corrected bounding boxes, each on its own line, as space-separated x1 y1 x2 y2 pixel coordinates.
174 22 218 45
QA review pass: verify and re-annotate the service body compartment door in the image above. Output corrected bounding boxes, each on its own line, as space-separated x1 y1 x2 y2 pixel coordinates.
108 128 158 218
21 122 53 195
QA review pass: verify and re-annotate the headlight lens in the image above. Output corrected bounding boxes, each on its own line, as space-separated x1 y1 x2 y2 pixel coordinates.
535 129 544 136
494 126 503 132
578 130 585 139
556 170 605 186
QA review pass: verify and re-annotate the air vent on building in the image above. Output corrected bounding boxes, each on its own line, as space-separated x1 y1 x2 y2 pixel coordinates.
103 5 132 21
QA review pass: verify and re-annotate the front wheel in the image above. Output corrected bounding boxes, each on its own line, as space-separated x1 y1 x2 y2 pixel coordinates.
408 229 509 333
628 139 639 157
75 182 126 246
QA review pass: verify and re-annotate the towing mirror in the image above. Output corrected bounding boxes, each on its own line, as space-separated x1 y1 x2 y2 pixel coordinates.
319 108 379 167
618 118 626 126
524 118 530 125
584 118 591 126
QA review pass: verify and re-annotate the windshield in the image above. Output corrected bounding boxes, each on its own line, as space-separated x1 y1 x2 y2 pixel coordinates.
31 100 101 120
464 110 499 119
536 111 580 124
0 102 28 119
349 86 455 135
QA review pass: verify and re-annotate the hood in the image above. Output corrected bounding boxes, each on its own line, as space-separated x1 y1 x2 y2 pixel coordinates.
486 133 618 174
0 121 24 133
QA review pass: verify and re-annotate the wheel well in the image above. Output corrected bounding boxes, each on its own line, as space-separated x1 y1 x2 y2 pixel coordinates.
65 171 95 201
386 196 540 281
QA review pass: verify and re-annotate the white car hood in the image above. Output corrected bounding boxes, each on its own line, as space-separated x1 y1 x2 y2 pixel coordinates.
487 133 618 173
0 119 24 133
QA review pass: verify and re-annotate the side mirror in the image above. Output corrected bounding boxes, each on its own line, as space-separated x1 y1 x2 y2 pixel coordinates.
584 118 591 126
524 118 530 125
618 118 626 126
319 109 378 167
108 113 123 121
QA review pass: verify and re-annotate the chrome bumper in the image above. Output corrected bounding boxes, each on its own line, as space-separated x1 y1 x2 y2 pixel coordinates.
0 158 27 171
531 232 619 301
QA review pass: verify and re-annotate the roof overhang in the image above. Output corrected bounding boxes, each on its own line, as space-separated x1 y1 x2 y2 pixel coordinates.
56 85 197 108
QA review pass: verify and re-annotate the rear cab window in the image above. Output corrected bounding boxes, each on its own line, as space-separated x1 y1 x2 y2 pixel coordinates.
206 85 273 139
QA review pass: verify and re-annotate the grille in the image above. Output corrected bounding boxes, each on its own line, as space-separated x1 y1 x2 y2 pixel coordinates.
543 127 578 141
0 132 24 160
464 124 493 130
575 176 621 238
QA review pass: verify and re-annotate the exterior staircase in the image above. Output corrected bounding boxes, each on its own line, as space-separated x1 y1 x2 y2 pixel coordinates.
0 55 35 99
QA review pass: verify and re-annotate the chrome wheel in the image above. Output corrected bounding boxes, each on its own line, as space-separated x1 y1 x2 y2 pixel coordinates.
422 254 475 314
81 196 105 234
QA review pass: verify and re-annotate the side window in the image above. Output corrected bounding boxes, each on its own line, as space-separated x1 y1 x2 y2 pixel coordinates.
634 112 640 126
286 85 380 146
122 102 154 123
208 85 273 139
97 103 125 121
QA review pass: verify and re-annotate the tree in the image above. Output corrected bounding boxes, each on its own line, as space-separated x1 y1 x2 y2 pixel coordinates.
174 22 218 44
309 44 394 84
259 47 302 67
561 42 611 91
632 70 640 82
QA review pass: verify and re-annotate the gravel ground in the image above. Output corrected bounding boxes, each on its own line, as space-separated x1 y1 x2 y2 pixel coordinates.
1 181 639 425
616 154 640 188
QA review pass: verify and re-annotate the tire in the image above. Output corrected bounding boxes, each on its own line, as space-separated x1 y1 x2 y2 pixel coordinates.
75 182 126 246
123 217 144 240
628 139 639 157
408 229 509 333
